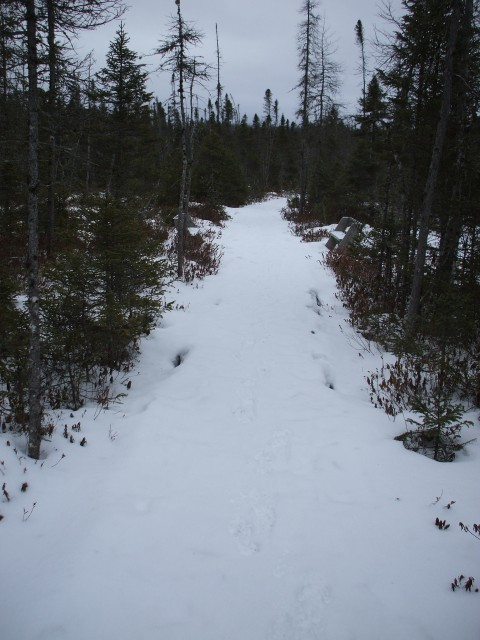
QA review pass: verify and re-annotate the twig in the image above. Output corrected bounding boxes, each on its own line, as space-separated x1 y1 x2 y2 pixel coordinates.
23 502 37 522
459 523 480 541
50 453 66 468
2 482 10 501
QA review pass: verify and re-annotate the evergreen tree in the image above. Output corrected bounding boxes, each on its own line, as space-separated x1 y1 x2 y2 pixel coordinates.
156 0 206 277
295 1 341 215
41 195 170 407
215 23 222 123
191 128 248 207
263 88 273 125
332 0 480 409
38 0 125 255
295 0 320 214
406 0 463 328
96 22 153 196
375 0 480 328
355 19 367 120
261 88 275 190
362 74 387 143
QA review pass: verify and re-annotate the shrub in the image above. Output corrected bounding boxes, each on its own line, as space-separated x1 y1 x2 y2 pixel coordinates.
281 201 329 242
398 396 473 462
368 345 475 461
189 203 230 227
166 224 223 284
39 195 172 411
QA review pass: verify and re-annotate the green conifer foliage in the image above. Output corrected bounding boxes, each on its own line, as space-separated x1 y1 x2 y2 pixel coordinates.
41 195 171 408
0 258 29 427
191 128 248 207
96 23 153 196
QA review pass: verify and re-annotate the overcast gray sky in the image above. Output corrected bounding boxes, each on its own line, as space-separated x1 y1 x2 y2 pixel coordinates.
80 0 403 122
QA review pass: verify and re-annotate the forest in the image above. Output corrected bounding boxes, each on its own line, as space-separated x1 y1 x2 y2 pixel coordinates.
0 0 479 460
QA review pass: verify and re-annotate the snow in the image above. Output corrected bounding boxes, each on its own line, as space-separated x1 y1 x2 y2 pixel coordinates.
1 198 479 640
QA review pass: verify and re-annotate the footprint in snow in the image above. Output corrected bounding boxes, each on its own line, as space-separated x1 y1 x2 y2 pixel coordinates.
233 380 257 423
268 582 333 640
311 352 336 390
230 491 276 556
255 429 292 474
307 289 323 316
232 398 257 423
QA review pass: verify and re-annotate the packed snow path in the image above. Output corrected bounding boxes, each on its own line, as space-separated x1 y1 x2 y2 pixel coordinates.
2 199 479 640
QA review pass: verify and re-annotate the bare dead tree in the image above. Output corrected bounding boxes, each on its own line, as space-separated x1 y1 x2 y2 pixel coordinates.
156 0 207 278
355 19 367 120
295 0 321 215
25 0 42 459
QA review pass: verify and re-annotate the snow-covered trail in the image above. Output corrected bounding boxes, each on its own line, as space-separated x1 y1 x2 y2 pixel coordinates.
2 199 479 640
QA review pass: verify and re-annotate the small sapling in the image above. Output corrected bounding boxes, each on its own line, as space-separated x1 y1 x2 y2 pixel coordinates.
51 453 66 468
459 522 480 541
435 517 450 530
451 575 477 593
22 502 37 522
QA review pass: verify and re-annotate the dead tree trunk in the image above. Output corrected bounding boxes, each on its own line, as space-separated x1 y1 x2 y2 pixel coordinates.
176 0 187 279
26 0 42 459
46 0 56 258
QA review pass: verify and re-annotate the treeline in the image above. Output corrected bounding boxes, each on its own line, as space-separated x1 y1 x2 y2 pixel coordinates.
1 0 325 456
316 0 480 435
279 0 480 461
1 0 479 456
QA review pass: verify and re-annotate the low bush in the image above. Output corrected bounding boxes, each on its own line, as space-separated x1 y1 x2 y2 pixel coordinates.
189 203 230 227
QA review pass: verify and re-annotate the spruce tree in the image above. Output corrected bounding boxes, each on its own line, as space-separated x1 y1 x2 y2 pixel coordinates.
355 19 367 120
96 22 153 196
156 0 206 278
38 0 125 255
295 0 320 215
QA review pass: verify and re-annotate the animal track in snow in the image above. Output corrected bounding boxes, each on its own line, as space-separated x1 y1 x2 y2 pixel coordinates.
172 348 189 368
268 581 334 640
311 352 336 390
255 429 292 474
230 491 276 556
233 379 257 423
307 289 323 316
232 396 257 423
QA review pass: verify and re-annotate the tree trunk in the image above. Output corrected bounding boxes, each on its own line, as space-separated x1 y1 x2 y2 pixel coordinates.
26 0 42 459
215 23 221 123
46 0 56 258
298 0 314 216
437 0 473 286
176 0 187 279
299 135 308 216
405 0 461 329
